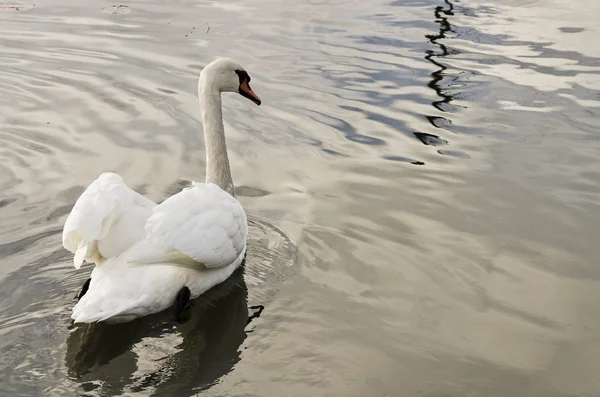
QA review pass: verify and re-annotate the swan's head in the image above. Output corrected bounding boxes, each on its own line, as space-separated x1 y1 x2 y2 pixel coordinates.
199 58 261 106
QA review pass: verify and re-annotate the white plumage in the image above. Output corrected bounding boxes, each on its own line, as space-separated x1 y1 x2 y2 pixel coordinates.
145 183 247 269
63 172 155 269
64 58 260 323
65 174 247 323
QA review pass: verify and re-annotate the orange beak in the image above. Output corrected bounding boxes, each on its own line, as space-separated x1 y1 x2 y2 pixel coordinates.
239 80 261 106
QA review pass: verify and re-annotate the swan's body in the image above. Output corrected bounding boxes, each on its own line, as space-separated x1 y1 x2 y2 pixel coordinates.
64 58 261 323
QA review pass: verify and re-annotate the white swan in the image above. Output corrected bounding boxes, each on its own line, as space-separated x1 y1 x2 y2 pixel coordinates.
63 58 262 323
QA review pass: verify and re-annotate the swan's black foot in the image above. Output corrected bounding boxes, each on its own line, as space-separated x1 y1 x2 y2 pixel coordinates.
75 278 91 301
174 286 191 324
247 305 264 325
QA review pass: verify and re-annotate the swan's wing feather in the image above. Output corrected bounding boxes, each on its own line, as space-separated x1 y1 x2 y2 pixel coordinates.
145 182 247 269
62 172 156 268
127 251 201 269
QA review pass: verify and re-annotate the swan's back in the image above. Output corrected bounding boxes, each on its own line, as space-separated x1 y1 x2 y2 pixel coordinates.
144 182 248 269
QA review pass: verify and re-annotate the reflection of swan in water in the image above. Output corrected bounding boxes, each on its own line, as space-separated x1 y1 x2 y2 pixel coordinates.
65 215 297 396
66 267 249 396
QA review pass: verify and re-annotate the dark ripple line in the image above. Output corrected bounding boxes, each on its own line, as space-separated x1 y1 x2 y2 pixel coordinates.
415 0 473 161
425 0 460 114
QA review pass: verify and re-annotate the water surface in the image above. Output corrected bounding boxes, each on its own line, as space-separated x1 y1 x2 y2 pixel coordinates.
1 0 599 396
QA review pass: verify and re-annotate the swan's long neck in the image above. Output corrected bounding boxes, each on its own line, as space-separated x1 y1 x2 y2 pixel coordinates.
199 82 235 197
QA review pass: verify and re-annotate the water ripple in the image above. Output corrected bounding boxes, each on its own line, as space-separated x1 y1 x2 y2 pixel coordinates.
2 0 600 395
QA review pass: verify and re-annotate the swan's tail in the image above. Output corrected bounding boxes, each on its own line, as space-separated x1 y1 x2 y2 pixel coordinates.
63 172 156 269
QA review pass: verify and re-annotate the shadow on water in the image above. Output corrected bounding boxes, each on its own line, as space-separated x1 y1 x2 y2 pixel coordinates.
415 0 458 149
65 267 251 397
425 0 456 113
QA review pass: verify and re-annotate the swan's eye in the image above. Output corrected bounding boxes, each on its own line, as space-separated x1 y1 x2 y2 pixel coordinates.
235 69 250 85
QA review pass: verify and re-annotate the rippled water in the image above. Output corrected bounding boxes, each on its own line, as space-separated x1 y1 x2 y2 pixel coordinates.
1 0 599 395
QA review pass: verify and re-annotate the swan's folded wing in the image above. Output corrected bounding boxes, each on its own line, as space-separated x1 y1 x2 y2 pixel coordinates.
144 182 248 269
62 172 156 268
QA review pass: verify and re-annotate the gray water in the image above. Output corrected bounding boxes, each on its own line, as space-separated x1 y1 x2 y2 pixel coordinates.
1 0 600 396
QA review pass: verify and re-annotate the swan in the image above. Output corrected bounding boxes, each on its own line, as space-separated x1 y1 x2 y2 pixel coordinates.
63 57 262 323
